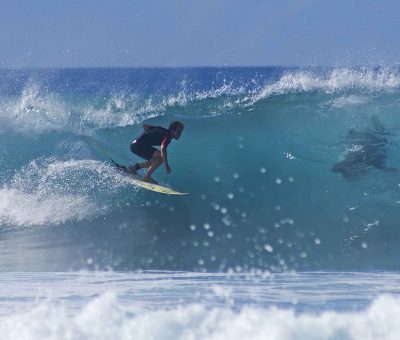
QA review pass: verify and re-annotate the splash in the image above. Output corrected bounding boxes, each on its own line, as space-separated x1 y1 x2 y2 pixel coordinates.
1 81 70 134
248 67 400 105
0 159 130 227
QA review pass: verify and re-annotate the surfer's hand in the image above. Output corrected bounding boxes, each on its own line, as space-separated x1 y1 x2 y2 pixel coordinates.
165 165 171 174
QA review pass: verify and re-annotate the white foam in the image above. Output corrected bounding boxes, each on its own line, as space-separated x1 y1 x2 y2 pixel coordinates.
0 159 127 227
0 187 94 226
249 67 400 105
0 293 399 340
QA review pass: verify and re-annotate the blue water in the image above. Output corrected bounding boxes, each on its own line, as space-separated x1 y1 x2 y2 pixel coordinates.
2 66 400 272
1 67 400 338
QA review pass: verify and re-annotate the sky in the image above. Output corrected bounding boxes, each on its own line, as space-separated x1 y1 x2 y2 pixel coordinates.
0 0 399 68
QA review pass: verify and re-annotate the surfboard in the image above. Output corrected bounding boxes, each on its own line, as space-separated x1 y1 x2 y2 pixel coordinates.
122 169 187 195
84 135 188 195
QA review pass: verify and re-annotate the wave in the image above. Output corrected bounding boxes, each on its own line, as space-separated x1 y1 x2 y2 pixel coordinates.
1 67 400 271
1 67 399 133
0 292 398 340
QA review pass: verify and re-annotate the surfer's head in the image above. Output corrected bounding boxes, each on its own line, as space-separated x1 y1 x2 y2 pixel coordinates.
169 121 184 140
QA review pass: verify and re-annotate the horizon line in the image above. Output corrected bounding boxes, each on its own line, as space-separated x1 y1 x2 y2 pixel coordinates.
0 64 398 71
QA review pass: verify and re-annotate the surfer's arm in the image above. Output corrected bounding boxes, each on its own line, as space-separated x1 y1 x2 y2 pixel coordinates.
161 143 171 174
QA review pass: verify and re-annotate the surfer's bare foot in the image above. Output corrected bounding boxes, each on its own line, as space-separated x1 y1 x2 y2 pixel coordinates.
143 176 158 184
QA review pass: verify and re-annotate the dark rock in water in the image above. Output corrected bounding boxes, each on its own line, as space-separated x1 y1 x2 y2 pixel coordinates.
332 116 393 180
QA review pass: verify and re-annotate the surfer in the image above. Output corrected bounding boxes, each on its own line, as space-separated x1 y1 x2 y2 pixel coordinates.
124 121 184 183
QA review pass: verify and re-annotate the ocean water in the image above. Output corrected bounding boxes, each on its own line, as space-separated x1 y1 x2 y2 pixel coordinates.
1 67 400 339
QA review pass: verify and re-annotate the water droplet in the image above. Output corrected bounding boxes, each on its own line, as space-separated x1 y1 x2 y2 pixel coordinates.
227 193 234 199
212 203 220 210
189 224 196 231
260 167 266 174
280 218 295 225
275 178 282 184
264 244 274 253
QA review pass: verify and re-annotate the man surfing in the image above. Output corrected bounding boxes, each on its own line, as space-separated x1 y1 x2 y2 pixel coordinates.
114 121 184 183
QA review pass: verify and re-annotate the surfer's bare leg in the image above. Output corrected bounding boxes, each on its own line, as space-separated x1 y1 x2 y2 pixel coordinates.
143 151 163 182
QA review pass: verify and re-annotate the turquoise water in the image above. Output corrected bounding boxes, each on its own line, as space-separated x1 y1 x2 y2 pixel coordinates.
2 67 400 272
2 67 400 338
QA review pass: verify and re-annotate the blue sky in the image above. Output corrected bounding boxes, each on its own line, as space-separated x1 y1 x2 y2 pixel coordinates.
0 0 399 67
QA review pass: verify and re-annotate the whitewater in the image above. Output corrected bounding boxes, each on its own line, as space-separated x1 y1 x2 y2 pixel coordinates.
1 67 400 339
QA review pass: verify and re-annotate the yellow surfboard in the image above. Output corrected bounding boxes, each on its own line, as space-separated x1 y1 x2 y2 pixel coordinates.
129 173 187 195
84 135 188 195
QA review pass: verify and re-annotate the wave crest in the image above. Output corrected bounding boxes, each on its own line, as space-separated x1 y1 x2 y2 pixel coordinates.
249 67 400 105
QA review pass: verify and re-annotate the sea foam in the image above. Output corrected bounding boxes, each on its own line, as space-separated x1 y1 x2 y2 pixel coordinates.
0 159 129 227
0 293 399 340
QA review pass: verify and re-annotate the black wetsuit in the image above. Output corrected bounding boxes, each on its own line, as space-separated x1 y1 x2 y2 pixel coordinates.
130 126 171 160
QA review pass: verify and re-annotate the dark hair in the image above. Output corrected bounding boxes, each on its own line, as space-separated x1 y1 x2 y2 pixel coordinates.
169 121 184 131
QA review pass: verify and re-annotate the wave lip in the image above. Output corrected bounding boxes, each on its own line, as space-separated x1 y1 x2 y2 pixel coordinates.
249 67 400 105
2 67 399 131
